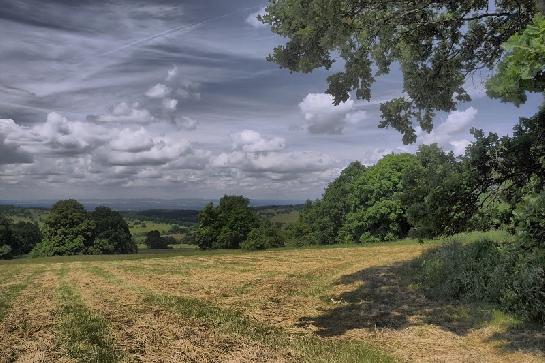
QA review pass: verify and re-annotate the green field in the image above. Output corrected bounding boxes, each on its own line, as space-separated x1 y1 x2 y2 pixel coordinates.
1 237 542 362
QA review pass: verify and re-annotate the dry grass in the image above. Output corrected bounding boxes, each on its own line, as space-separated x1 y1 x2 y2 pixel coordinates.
0 242 543 362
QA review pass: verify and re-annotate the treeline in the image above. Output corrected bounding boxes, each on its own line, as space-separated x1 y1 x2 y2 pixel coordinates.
0 199 137 259
290 107 545 245
122 209 199 224
0 218 41 259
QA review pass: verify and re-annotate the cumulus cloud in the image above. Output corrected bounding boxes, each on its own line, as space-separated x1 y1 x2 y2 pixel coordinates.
2 112 110 156
299 93 366 134
109 127 155 153
245 7 267 28
162 98 178 111
145 83 171 98
98 139 192 166
231 130 285 152
212 150 335 174
419 107 478 155
210 129 337 183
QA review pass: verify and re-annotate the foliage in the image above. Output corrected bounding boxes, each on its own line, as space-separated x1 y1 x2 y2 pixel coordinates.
0 216 13 259
90 207 136 254
340 154 418 242
416 235 545 323
144 230 172 249
32 200 96 257
262 0 538 143
288 162 368 245
513 192 545 250
241 221 285 250
402 145 479 238
487 15 545 104
32 200 136 257
10 222 42 256
196 196 260 249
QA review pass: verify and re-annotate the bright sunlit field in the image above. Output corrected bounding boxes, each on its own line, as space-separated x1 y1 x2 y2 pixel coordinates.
1 238 542 363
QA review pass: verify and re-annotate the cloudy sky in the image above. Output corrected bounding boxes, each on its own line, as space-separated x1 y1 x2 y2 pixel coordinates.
0 0 543 201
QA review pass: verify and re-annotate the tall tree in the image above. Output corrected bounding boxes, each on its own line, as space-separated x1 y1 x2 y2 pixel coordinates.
90 207 136 254
34 199 95 256
196 196 260 249
289 162 367 244
262 0 541 143
340 154 419 242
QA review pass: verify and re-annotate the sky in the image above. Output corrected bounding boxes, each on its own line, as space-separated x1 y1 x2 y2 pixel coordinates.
0 0 543 201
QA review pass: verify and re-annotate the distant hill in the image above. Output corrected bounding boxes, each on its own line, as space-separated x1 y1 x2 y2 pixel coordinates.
0 198 305 211
122 209 200 224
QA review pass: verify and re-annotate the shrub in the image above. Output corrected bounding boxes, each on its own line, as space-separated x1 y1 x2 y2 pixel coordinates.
513 192 545 250
416 232 545 323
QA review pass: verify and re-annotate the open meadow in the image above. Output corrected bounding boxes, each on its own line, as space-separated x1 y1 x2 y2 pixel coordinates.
1 239 543 363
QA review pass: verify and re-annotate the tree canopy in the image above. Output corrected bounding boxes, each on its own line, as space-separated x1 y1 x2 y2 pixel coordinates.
32 200 136 257
196 195 260 249
262 0 542 143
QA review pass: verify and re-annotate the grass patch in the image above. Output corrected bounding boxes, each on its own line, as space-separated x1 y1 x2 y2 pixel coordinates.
85 265 392 362
0 268 38 321
55 266 121 363
144 292 393 363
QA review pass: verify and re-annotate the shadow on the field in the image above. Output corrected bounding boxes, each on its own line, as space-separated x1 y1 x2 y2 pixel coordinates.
296 261 545 355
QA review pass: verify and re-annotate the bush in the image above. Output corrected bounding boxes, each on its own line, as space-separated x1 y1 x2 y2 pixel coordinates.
513 192 545 250
241 222 285 250
416 233 545 323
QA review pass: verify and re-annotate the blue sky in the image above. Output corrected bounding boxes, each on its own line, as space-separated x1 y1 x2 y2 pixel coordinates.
0 0 543 200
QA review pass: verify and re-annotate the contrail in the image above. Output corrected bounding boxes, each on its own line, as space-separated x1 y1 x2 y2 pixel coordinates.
0 101 55 114
99 5 263 57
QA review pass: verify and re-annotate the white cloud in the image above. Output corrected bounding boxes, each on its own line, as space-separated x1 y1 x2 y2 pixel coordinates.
99 138 192 166
231 130 285 152
212 150 335 174
12 112 109 155
166 65 178 82
418 107 478 155
299 93 364 134
95 102 155 123
145 83 171 98
109 127 154 153
245 7 267 28
162 98 178 111
436 107 478 135
344 110 368 124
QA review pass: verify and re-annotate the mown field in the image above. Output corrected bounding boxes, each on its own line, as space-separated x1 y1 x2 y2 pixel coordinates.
0 241 543 362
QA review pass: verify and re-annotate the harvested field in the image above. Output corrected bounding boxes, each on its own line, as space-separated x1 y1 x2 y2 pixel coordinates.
0 242 543 362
